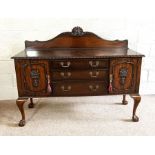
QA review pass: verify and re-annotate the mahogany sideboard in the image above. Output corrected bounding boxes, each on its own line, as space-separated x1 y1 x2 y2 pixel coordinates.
12 27 144 127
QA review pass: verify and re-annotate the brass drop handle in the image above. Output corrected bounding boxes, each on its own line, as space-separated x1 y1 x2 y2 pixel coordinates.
109 74 113 92
60 61 71 68
60 72 71 78
89 71 99 78
46 75 52 93
89 61 99 67
61 85 71 92
89 85 99 91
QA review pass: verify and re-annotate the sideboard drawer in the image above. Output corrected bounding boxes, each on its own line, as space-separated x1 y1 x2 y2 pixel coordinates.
52 81 108 96
52 59 109 70
52 69 108 81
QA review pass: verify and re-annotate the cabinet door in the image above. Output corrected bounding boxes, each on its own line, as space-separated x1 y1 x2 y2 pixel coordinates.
15 60 51 97
109 58 140 94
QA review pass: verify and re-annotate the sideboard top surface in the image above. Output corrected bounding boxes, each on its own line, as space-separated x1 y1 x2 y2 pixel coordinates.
11 26 144 59
12 48 144 59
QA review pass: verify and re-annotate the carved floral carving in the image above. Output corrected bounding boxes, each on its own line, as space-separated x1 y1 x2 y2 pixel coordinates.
30 70 40 87
119 68 128 85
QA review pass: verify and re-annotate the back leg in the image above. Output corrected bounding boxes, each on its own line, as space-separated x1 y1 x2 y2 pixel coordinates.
122 94 128 105
28 98 34 108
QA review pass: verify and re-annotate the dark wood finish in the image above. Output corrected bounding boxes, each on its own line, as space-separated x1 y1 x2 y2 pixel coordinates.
52 81 108 96
12 48 144 59
15 60 51 97
16 98 28 127
130 94 141 122
12 27 144 126
109 58 139 94
25 27 128 49
52 59 109 70
52 69 108 81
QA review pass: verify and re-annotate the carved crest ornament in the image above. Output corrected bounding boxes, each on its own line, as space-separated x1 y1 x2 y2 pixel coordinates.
71 26 84 36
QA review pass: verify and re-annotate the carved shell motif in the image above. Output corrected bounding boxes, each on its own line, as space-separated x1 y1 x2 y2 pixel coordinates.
72 26 84 36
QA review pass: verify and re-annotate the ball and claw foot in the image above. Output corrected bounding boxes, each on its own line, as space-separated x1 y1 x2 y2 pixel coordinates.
122 100 128 105
28 98 34 108
28 103 34 108
18 120 26 127
122 95 128 105
132 115 139 122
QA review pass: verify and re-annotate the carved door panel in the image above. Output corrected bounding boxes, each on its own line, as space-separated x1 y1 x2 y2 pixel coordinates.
109 58 138 94
15 60 51 97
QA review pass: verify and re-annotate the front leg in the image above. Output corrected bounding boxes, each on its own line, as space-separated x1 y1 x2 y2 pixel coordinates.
16 98 28 127
130 94 141 122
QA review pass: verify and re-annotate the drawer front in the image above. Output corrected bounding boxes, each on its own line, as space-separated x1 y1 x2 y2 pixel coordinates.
52 69 108 81
52 59 109 70
52 81 108 96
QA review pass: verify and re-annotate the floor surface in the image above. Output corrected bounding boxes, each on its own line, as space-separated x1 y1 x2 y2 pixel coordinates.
0 95 155 136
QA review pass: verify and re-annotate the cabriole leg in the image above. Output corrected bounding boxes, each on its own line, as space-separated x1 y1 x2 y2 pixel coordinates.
16 98 27 127
28 98 34 108
130 94 141 122
122 94 128 105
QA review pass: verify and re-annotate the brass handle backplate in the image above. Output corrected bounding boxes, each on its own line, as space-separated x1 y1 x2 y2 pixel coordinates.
60 72 71 78
61 85 71 92
89 85 99 91
89 71 99 78
89 61 99 67
60 61 71 68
